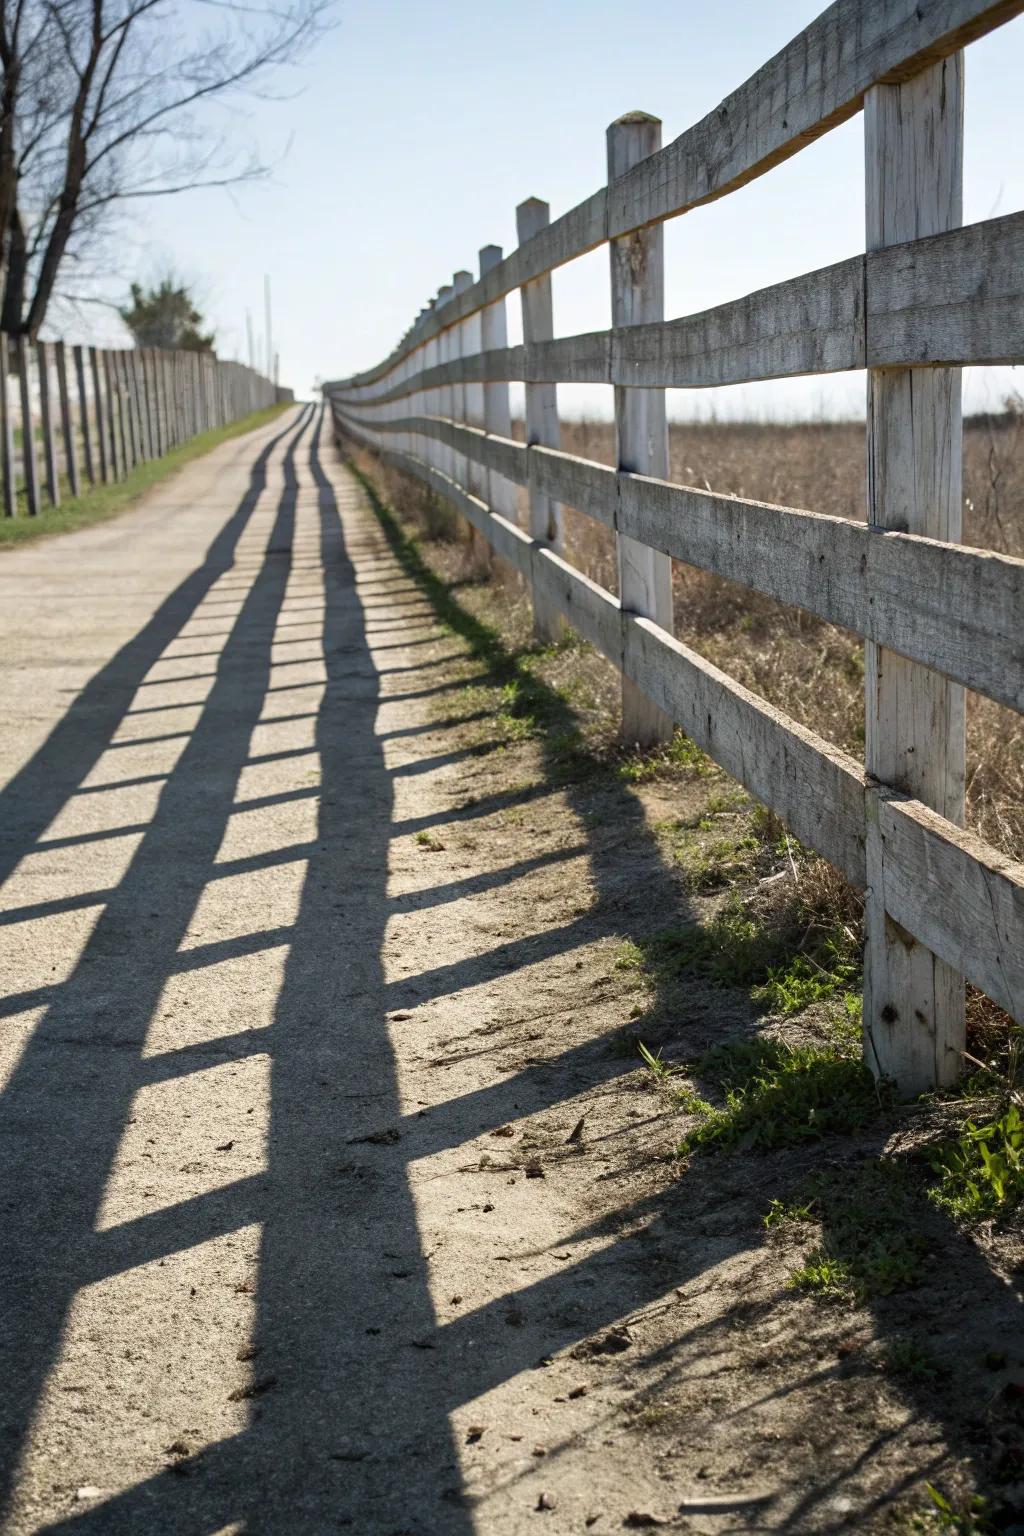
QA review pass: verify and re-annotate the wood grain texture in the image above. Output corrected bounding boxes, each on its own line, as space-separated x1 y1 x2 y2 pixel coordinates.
608 111 674 745
873 791 1024 1022
517 197 564 640
332 210 1024 410
863 55 966 1093
479 245 519 525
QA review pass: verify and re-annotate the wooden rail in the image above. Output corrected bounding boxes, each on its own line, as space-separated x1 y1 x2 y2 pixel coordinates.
324 0 1024 1096
0 336 292 519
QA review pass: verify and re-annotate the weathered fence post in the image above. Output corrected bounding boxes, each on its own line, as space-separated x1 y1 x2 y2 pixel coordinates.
516 197 563 641
55 342 80 498
608 112 674 746
436 284 454 485
103 351 123 479
37 342 60 506
74 346 95 487
0 336 15 517
863 55 966 1094
16 337 40 515
89 349 109 483
479 245 518 532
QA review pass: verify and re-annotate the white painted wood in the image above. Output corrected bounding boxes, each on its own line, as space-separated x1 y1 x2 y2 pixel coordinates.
873 790 1024 1023
617 471 1024 714
436 284 455 484
863 54 966 1094
608 111 674 746
479 245 519 526
517 196 563 641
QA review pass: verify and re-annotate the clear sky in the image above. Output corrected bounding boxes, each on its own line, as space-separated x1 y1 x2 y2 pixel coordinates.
130 0 1024 418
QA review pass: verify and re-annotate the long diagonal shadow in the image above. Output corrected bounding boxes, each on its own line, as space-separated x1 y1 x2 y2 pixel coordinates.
11 413 1018 1534
0 409 306 893
19 406 476 1535
0 406 315 1516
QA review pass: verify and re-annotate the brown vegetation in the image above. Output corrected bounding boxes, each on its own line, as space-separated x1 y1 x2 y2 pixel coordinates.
550 407 1024 864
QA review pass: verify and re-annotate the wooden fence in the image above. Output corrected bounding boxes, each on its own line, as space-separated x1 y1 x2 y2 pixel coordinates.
0 336 292 517
324 0 1024 1096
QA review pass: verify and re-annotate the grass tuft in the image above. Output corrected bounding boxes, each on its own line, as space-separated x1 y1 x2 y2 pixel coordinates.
927 1103 1024 1222
770 1160 928 1301
680 1036 880 1155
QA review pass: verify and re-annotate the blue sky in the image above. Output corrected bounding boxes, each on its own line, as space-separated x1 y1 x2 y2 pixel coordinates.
133 0 1024 417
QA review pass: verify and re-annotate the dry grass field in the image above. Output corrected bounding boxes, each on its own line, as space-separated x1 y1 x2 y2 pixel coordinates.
550 407 1024 865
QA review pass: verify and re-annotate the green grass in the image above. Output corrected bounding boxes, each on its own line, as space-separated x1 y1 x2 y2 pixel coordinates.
680 1036 881 1155
768 1159 929 1301
617 732 711 782
927 1103 1024 1222
612 895 859 1019
349 467 613 787
0 402 292 549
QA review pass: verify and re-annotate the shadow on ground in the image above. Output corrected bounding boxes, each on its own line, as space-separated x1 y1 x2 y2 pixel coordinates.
0 410 1019 1533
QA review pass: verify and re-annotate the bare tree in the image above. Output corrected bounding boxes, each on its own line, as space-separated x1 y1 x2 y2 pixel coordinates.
0 0 329 337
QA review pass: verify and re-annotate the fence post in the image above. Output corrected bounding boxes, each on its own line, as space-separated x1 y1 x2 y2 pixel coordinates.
16 337 40 515
608 112 674 746
55 341 80 498
103 351 123 479
479 245 518 531
516 197 563 641
863 55 965 1094
74 346 95 487
37 342 59 506
89 348 109 483
436 284 454 485
0 336 15 517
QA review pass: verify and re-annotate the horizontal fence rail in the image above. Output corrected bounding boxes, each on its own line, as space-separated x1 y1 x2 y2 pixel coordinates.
324 0 1024 1098
0 336 293 519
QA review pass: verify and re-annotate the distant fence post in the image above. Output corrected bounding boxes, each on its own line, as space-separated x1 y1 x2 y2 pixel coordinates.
89 348 109 483
0 336 15 517
103 351 122 479
608 112 675 746
436 283 454 485
863 55 966 1094
37 342 59 506
16 338 40 516
54 341 80 498
478 244 518 530
73 345 95 487
451 270 472 495
516 196 563 641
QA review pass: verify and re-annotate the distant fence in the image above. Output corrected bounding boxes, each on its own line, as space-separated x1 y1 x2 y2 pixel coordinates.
0 335 293 517
325 0 1024 1095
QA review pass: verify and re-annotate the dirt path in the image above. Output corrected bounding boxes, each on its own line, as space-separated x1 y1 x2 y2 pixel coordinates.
0 406 1018 1535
